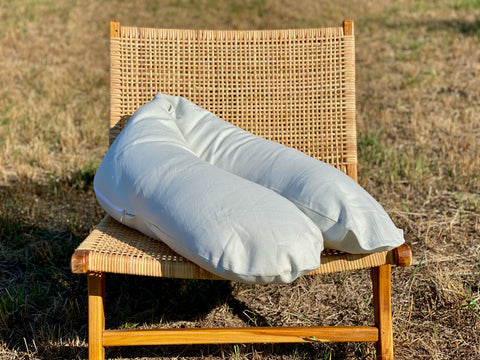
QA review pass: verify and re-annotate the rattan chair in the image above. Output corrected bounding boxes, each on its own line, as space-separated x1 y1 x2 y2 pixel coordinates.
71 20 412 360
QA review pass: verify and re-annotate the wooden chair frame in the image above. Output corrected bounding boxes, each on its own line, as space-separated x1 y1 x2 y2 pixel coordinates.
72 20 412 360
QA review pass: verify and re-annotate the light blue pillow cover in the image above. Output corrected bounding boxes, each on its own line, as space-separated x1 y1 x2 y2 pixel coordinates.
94 93 404 283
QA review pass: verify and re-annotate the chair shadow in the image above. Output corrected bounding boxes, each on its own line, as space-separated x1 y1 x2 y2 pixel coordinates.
104 275 234 326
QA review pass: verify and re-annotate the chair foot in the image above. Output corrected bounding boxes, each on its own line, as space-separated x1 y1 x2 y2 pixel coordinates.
372 265 394 360
88 272 105 360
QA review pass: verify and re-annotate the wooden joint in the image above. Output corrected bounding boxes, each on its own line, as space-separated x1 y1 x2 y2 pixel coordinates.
71 250 89 273
343 20 354 36
393 244 413 267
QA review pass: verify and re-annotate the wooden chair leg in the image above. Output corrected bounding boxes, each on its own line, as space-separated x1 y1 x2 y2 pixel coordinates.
88 272 105 360
372 264 393 360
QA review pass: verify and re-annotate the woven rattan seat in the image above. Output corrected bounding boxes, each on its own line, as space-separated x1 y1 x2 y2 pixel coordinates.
72 215 407 279
71 20 412 359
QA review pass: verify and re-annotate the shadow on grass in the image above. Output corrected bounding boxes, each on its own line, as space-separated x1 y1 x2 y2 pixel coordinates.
0 178 95 358
424 18 480 35
0 177 368 359
386 17 480 35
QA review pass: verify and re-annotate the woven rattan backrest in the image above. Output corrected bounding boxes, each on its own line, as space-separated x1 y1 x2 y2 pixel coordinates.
110 21 357 180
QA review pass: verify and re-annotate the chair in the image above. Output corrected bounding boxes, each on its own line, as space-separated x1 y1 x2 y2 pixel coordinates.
71 20 412 360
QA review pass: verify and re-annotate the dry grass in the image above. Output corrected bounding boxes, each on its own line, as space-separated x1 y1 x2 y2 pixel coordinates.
0 0 479 359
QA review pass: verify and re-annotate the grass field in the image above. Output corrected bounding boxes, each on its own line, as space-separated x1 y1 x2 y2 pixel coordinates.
0 0 479 359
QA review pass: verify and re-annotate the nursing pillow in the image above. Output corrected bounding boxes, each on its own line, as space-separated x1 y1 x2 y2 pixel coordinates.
93 95 324 283
94 93 405 283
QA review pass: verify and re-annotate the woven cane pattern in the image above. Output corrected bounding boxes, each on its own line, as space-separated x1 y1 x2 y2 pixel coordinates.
75 216 223 279
307 250 393 275
110 25 356 171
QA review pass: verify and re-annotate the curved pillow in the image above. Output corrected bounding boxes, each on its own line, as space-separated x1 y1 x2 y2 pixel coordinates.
162 93 405 253
94 95 324 283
